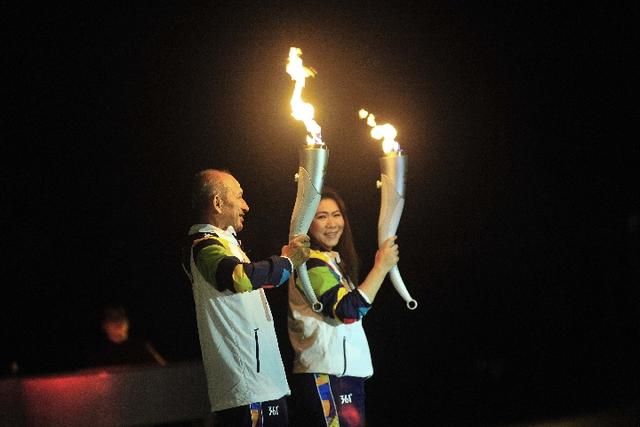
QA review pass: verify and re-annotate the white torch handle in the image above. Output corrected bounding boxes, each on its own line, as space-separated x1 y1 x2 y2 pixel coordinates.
377 156 418 310
289 147 328 312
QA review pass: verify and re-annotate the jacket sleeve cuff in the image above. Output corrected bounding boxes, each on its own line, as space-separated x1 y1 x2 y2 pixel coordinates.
280 255 295 272
357 288 372 304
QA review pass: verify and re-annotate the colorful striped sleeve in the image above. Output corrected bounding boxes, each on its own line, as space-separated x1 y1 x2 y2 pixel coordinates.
194 236 291 293
300 257 371 323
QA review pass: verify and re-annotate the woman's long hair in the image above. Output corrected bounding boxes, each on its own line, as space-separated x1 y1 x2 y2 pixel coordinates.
311 186 360 283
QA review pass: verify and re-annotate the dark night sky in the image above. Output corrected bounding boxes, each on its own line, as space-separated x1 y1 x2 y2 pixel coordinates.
4 2 639 425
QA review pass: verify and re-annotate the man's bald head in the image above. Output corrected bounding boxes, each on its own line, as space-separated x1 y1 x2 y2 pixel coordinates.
191 169 249 230
192 169 230 219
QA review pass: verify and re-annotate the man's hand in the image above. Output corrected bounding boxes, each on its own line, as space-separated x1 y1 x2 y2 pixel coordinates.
282 234 311 270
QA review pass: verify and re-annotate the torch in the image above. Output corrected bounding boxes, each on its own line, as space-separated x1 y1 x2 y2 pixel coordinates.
286 47 328 312
359 109 418 310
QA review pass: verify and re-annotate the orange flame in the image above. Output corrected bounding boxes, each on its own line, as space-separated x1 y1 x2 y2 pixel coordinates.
358 109 400 154
286 47 323 146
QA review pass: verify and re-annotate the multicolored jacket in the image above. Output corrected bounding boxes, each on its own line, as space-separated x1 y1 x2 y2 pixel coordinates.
288 249 373 378
184 224 291 412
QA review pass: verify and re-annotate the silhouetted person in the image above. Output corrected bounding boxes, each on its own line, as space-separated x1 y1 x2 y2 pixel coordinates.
87 304 167 368
0 356 19 377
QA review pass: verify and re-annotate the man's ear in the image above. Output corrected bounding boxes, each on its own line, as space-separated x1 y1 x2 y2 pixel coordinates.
212 194 223 214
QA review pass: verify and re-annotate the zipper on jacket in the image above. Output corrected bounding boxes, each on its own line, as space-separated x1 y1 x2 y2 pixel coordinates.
254 328 260 373
341 336 347 376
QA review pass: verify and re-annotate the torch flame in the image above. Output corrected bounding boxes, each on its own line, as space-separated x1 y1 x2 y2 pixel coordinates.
358 108 401 154
287 47 323 146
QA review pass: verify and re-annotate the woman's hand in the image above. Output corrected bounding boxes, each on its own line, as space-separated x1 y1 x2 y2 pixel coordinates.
358 236 400 303
374 236 399 274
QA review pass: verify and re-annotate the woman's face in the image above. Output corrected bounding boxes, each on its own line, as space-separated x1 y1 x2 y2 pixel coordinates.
310 198 344 250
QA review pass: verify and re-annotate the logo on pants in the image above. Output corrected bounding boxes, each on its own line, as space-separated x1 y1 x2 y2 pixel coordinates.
268 405 279 416
339 393 353 404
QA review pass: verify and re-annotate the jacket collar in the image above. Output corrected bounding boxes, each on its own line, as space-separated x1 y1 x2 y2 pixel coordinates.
189 223 241 246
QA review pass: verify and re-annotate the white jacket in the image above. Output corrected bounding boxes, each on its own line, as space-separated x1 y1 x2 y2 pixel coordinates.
287 251 373 378
188 224 290 412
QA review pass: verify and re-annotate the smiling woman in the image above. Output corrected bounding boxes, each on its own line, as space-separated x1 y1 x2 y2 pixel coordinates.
287 186 399 427
310 198 345 250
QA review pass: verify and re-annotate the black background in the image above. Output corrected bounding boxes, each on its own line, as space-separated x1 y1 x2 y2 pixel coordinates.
4 2 639 425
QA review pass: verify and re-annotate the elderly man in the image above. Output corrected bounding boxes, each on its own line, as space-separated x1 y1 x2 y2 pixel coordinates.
183 169 309 426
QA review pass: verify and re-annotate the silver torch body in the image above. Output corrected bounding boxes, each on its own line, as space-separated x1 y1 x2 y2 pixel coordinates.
289 145 329 312
377 152 418 310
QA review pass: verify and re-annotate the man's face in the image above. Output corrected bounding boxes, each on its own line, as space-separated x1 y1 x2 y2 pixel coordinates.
103 319 129 344
217 174 250 232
